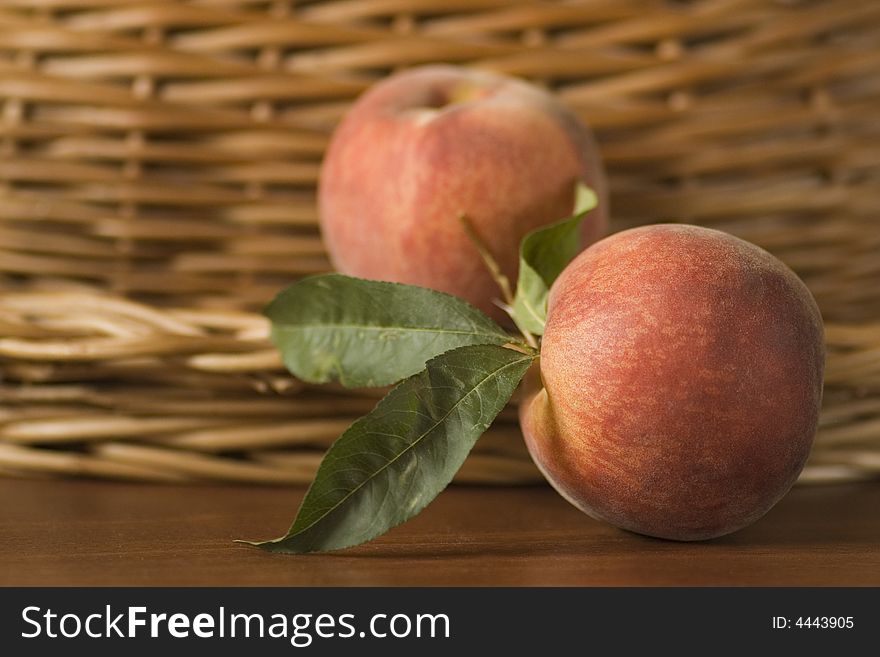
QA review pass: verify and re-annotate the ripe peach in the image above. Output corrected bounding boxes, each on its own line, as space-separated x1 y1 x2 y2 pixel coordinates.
319 65 606 317
520 225 825 540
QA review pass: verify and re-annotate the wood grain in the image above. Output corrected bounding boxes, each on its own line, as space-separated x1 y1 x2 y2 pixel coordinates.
0 478 878 586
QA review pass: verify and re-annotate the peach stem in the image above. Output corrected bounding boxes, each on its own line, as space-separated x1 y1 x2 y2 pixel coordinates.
459 213 539 350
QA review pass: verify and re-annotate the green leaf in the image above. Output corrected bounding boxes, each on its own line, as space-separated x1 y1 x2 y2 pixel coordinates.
512 184 599 335
265 274 514 387
246 344 535 554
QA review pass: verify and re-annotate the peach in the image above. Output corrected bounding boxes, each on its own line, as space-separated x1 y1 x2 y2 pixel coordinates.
520 225 825 540
319 65 606 317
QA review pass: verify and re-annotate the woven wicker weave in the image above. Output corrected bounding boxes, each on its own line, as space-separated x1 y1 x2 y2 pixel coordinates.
1 0 878 485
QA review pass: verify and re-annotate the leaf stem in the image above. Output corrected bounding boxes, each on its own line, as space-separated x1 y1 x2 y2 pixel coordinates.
460 213 539 350
494 301 539 351
503 339 539 356
459 213 514 305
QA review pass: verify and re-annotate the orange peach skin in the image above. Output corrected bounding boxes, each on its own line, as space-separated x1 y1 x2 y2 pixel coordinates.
520 225 825 541
319 65 606 317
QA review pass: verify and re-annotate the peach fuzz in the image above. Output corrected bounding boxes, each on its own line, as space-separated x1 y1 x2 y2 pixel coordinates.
520 224 825 540
319 65 606 317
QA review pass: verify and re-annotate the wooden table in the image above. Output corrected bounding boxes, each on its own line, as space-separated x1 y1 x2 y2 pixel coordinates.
1 478 878 586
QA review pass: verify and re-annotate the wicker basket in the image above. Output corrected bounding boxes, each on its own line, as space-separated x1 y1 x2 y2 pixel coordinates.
1 0 878 485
